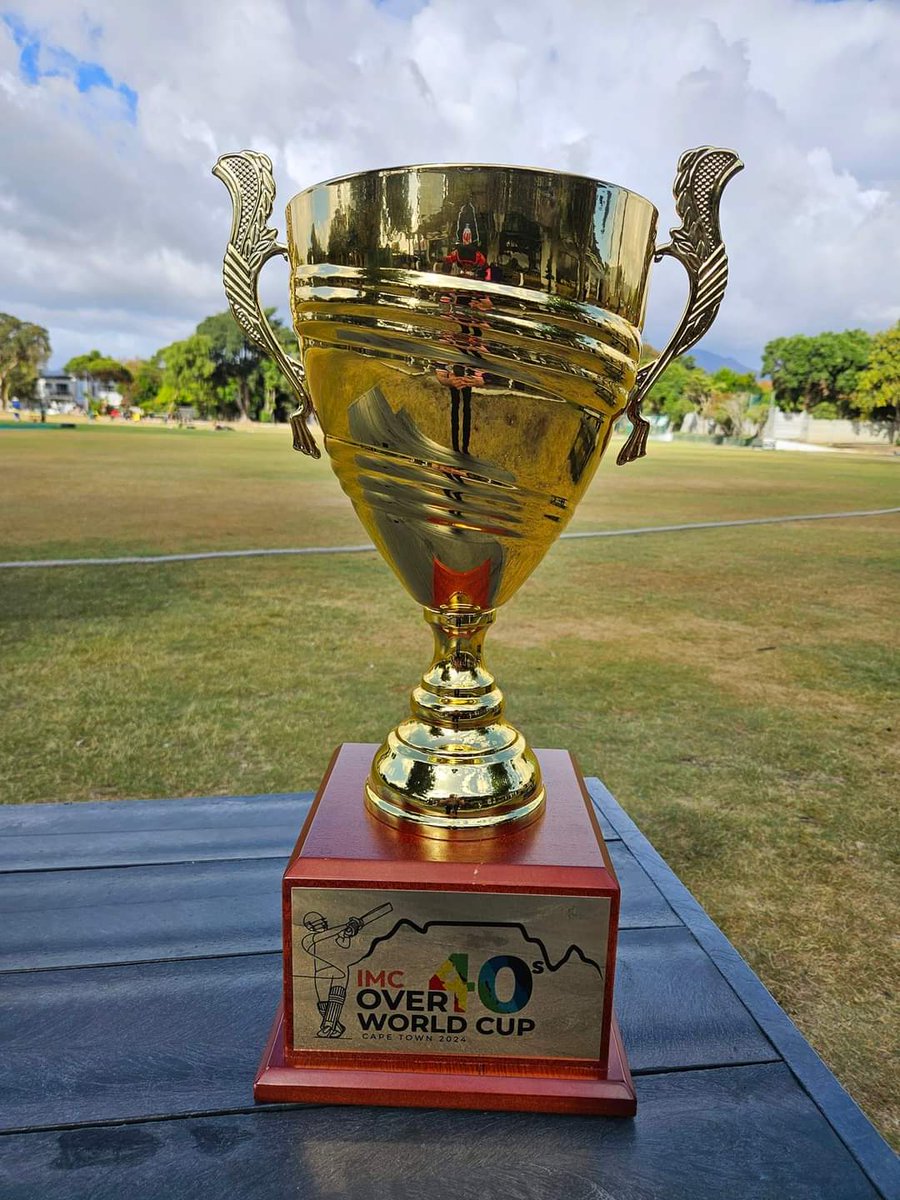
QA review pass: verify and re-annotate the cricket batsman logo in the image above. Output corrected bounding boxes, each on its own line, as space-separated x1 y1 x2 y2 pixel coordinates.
300 902 394 1038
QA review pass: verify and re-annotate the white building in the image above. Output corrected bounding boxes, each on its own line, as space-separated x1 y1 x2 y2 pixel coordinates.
35 372 91 410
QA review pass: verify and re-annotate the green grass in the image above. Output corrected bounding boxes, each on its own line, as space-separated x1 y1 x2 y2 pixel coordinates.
1 423 898 1144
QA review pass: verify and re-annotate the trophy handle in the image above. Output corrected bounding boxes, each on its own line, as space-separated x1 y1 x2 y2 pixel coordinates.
212 150 320 458
616 146 744 466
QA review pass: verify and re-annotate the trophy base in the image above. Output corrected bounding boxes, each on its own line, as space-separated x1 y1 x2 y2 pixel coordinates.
255 1002 636 1116
256 742 636 1118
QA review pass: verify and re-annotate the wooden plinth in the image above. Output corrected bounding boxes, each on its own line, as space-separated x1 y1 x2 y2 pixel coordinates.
254 743 636 1116
255 1002 636 1115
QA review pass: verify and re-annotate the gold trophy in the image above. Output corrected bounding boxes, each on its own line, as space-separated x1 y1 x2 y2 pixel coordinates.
214 149 742 1114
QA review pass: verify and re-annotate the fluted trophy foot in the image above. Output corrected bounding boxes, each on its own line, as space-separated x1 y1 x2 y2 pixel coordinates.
364 606 545 839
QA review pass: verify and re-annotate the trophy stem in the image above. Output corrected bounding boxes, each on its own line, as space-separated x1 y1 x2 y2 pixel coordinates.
364 606 545 839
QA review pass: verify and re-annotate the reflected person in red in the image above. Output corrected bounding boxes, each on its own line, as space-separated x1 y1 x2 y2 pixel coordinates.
443 203 492 347
445 202 486 277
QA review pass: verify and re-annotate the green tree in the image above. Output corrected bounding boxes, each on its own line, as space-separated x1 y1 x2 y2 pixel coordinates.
196 309 296 420
122 358 164 411
0 313 51 410
259 323 301 422
706 389 770 441
854 322 900 441
761 330 871 416
711 367 758 394
64 351 132 404
644 354 715 427
157 335 216 417
705 368 768 441
196 311 259 419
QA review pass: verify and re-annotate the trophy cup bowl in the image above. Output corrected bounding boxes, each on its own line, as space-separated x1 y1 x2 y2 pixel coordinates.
213 150 742 838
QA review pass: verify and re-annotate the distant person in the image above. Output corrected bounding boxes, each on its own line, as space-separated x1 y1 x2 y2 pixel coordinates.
445 202 486 279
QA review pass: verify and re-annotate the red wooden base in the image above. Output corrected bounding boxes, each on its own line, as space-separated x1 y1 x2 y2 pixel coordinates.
254 743 636 1117
255 1001 637 1116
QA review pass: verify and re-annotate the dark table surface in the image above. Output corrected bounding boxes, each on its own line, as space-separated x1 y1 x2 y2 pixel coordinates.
1 780 896 1200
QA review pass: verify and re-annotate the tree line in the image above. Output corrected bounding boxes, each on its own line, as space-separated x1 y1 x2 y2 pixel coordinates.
66 311 301 423
640 325 899 438
0 309 299 424
2 308 898 437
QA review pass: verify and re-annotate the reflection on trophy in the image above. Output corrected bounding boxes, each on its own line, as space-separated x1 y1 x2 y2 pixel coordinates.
214 148 742 1114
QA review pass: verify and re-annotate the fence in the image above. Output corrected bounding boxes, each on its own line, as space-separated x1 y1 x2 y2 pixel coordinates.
764 409 894 446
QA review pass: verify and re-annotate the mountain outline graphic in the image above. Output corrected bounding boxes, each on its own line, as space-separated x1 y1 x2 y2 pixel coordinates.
360 918 605 978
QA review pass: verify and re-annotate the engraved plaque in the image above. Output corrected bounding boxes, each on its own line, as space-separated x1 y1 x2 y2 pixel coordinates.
290 887 610 1060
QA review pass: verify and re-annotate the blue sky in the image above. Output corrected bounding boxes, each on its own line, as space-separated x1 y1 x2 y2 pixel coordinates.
2 12 136 121
0 0 897 370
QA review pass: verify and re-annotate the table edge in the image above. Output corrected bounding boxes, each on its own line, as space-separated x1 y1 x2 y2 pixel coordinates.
585 778 899 1200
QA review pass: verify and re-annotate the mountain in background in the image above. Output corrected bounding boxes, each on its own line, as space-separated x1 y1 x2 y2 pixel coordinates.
689 347 758 377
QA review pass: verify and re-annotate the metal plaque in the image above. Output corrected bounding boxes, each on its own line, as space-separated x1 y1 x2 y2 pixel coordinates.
290 887 610 1060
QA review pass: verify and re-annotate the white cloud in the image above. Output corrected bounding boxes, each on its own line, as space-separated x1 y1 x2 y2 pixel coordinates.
1 0 898 370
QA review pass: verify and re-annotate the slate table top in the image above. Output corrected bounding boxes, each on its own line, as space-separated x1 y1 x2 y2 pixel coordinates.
1 779 897 1200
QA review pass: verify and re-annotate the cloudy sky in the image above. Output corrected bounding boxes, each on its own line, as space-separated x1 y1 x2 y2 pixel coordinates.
1 0 898 371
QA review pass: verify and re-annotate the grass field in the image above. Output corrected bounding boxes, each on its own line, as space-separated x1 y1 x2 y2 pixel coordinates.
1 422 898 1144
